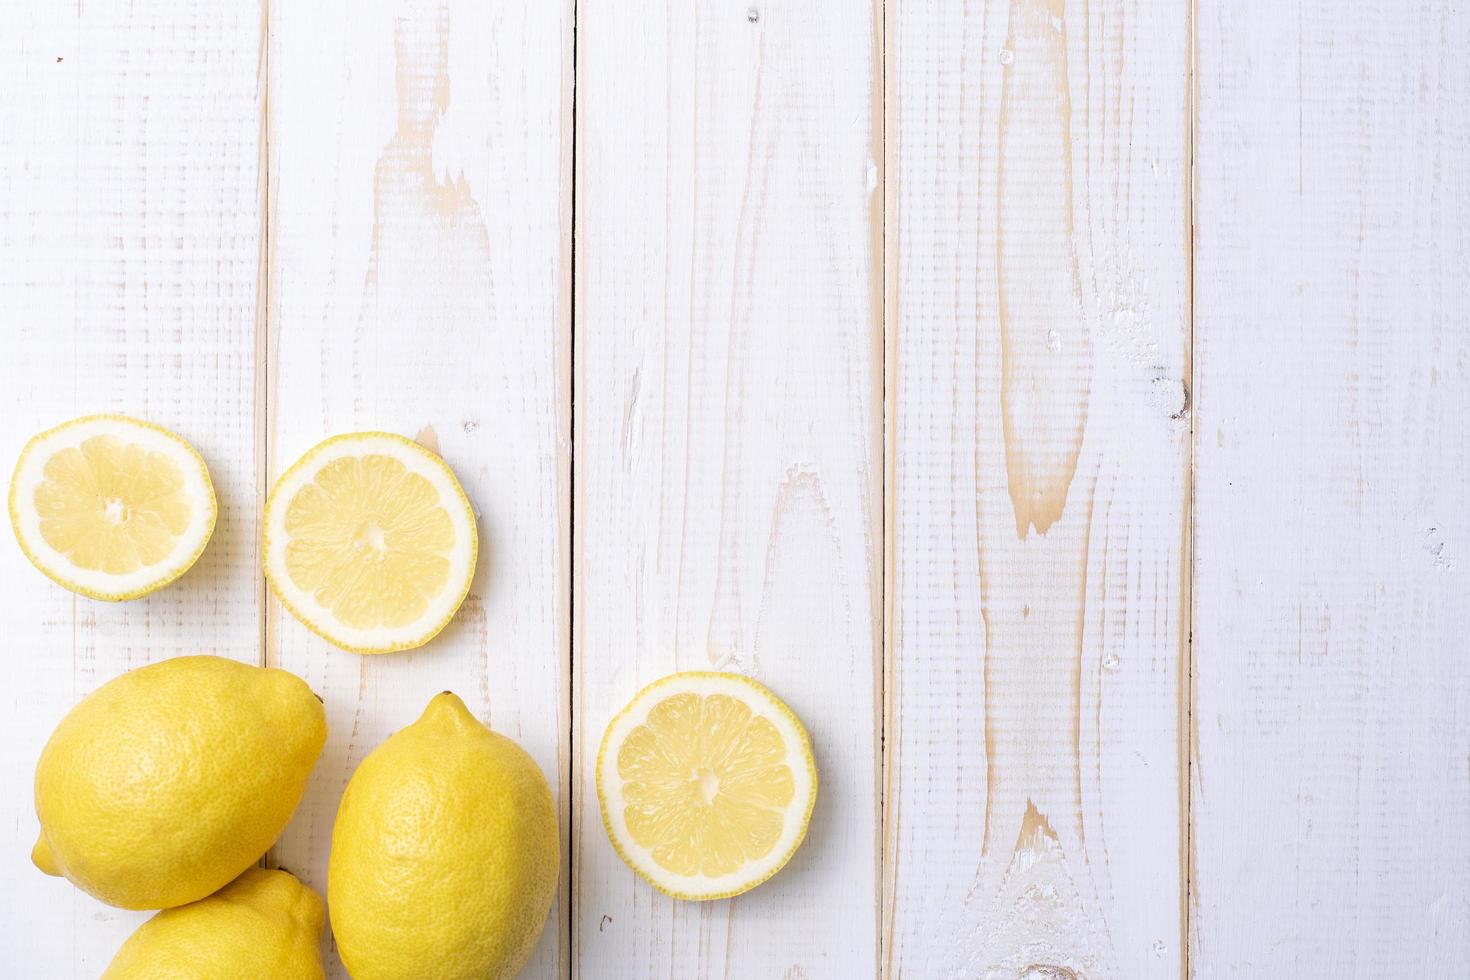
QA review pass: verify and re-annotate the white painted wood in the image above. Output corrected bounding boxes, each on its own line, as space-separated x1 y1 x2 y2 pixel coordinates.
4 0 1468 974
884 0 1190 976
265 1 572 976
0 1 265 974
1191 1 1470 976
572 0 883 976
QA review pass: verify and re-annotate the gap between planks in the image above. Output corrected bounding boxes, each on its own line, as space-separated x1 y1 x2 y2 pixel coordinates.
253 0 276 679
1183 0 1199 975
879 0 899 978
565 0 579 974
874 0 891 976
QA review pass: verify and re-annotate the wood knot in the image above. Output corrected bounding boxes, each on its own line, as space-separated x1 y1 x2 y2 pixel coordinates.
1019 967 1079 980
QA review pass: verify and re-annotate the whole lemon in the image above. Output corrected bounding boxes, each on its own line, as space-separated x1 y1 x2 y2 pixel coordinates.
103 867 325 979
32 655 327 909
328 692 559 980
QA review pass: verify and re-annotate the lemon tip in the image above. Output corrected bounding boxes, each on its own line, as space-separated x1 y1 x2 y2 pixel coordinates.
31 835 60 877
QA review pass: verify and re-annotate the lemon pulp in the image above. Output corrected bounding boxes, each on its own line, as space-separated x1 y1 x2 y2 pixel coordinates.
283 454 454 630
620 692 795 877
263 432 477 654
9 415 216 600
35 435 192 575
597 672 817 900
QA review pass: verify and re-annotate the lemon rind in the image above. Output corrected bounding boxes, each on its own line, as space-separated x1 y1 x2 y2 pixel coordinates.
262 431 478 655
595 670 819 901
8 414 218 602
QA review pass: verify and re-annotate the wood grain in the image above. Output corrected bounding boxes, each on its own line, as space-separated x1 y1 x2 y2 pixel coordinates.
0 1 265 973
572 0 883 976
5 0 1470 973
264 1 572 976
884 0 1191 976
1191 1 1470 975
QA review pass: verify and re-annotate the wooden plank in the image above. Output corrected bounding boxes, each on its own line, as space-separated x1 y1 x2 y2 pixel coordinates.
264 1 572 976
0 1 265 973
571 0 883 975
1191 1 1470 975
883 0 1191 976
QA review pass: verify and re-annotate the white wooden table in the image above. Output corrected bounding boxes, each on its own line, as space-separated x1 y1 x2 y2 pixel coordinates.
2 1 1466 977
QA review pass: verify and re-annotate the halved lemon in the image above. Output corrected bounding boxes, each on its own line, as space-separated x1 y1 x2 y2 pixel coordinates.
263 432 477 654
9 415 217 601
596 671 818 900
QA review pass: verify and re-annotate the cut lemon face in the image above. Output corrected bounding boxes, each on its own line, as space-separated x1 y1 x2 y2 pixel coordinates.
263 432 477 654
9 415 217 601
596 672 818 900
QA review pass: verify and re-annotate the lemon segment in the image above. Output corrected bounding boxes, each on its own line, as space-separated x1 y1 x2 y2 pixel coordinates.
9 414 216 601
264 432 477 654
596 672 818 900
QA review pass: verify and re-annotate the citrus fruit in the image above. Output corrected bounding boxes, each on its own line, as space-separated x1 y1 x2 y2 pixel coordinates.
32 655 327 910
596 671 818 900
328 692 559 980
263 432 477 654
102 867 325 979
9 414 217 601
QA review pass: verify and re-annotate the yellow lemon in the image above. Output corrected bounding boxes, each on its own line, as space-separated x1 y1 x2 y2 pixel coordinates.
263 432 478 654
328 692 559 980
102 868 325 979
596 672 818 900
9 414 216 600
32 655 327 910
